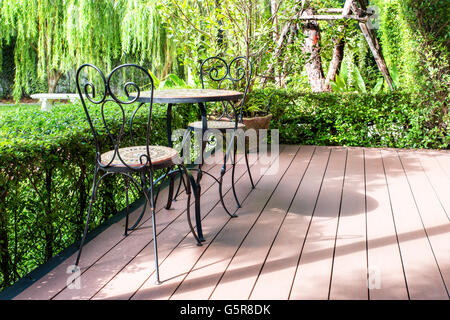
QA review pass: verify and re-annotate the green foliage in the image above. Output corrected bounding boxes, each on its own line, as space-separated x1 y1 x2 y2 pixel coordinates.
330 64 383 94
159 0 274 89
0 102 196 290
247 89 449 149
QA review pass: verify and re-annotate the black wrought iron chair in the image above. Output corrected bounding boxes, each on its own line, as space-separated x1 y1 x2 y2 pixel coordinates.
174 56 255 217
74 63 201 285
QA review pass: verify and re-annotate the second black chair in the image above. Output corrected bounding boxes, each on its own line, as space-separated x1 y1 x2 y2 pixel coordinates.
173 56 255 218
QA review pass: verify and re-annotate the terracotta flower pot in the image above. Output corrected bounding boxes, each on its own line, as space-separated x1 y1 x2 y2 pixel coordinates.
242 114 273 131
242 114 273 153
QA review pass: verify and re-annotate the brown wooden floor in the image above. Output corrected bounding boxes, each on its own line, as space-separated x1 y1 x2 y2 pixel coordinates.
15 145 450 300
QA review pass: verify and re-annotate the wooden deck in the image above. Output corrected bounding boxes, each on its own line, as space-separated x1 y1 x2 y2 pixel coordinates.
14 145 450 300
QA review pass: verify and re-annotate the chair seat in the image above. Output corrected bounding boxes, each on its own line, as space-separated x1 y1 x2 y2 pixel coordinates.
101 145 179 167
188 120 245 130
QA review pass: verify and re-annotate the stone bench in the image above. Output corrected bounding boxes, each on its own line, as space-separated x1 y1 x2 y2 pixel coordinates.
30 93 80 111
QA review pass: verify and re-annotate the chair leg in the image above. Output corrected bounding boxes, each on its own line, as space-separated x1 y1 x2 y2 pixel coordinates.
141 174 161 285
74 168 100 270
231 138 241 208
165 174 175 210
219 170 238 218
124 173 148 232
180 165 202 246
173 128 192 202
173 167 184 201
124 176 130 236
244 146 255 189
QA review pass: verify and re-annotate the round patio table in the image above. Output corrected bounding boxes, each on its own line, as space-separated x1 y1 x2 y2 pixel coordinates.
133 89 244 242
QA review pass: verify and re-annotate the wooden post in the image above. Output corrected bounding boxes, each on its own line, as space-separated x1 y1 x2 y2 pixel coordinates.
342 0 353 16
351 0 394 90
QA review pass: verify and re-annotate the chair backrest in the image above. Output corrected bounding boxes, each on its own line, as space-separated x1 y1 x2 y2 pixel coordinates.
199 56 252 123
75 63 155 171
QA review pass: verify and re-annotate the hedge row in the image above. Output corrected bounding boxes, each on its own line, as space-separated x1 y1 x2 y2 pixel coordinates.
0 102 196 291
247 89 449 149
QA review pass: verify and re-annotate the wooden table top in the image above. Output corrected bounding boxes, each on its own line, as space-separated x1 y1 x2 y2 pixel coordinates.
133 88 243 104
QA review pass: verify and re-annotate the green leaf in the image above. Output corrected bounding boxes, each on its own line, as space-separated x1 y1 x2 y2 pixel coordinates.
148 69 161 89
372 78 384 94
335 74 346 91
352 66 367 93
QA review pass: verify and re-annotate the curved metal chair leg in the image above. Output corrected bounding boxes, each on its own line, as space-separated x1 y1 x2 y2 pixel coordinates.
185 168 205 242
219 167 238 218
124 176 130 236
173 167 184 201
180 165 202 246
231 139 241 208
244 146 255 189
140 174 161 285
166 169 175 210
74 168 100 270
174 128 193 202
125 173 148 232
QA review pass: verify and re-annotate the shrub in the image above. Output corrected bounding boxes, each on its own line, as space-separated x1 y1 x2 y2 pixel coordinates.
0 102 195 291
247 89 449 149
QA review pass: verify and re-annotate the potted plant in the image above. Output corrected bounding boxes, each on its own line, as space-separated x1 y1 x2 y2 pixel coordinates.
241 91 274 152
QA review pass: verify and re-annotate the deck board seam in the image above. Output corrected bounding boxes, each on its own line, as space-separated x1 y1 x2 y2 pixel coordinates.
417 156 450 221
288 147 332 300
328 149 349 300
380 150 411 300
363 149 370 300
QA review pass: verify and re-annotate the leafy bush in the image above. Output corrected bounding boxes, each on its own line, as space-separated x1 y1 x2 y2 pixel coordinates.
247 89 449 149
0 102 196 291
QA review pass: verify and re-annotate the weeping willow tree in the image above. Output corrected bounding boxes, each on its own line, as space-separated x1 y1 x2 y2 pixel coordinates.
0 0 172 101
0 0 70 99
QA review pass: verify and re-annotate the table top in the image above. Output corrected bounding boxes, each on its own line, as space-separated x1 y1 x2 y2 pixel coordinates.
133 88 243 104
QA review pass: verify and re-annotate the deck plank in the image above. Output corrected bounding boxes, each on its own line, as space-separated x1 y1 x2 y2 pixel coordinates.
329 148 368 300
204 146 313 300
289 147 348 299
131 146 297 300
364 149 408 300
249 146 331 300
398 152 450 292
433 153 450 180
417 153 450 219
382 150 447 299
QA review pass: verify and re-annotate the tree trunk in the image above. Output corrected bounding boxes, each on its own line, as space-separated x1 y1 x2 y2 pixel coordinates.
47 69 62 93
271 0 279 42
301 7 326 92
325 31 346 91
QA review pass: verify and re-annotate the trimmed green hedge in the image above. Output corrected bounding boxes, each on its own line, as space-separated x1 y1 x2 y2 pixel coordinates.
0 102 196 291
247 89 449 149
